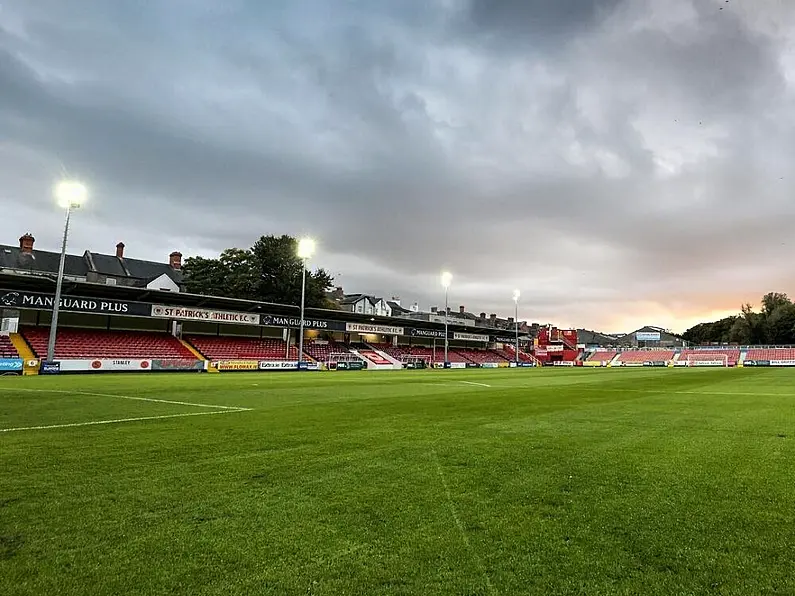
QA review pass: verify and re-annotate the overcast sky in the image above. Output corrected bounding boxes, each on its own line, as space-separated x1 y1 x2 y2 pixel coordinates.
2 0 795 333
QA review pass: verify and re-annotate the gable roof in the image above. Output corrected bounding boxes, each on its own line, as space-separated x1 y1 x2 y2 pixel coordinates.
0 245 90 278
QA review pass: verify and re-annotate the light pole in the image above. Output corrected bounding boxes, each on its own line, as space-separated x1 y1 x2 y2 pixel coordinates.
46 181 87 364
296 237 316 368
441 271 452 365
513 289 521 365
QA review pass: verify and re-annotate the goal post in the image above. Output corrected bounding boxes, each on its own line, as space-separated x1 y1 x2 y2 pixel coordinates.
684 353 729 367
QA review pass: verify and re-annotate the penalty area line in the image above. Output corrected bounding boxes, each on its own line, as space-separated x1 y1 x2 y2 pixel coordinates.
0 409 249 433
10 388 252 411
459 381 492 388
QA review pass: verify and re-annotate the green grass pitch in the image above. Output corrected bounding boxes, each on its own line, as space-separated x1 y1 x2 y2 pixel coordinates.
1 368 794 595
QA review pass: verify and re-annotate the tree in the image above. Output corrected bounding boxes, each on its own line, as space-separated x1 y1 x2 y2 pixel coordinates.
182 235 336 308
682 293 795 345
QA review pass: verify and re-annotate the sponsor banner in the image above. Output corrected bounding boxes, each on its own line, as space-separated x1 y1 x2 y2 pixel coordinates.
0 358 23 371
40 361 61 374
545 345 564 352
258 360 298 370
260 314 345 331
583 361 603 367
643 361 668 367
452 332 489 343
770 360 795 367
151 305 259 325
636 332 661 341
0 290 150 316
150 359 205 371
755 360 771 367
518 362 534 368
689 360 725 367
553 361 575 366
535 349 547 357
481 362 499 368
498 362 509 368
346 322 404 336
214 360 259 371
743 360 756 366
335 361 364 371
409 328 446 339
58 359 152 372
450 362 467 369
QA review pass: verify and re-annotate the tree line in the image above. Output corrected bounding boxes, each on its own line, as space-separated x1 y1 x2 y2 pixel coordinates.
182 235 337 309
682 292 795 345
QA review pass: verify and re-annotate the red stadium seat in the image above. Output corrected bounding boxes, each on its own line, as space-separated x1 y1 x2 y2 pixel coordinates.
22 327 194 359
187 336 298 361
0 335 20 359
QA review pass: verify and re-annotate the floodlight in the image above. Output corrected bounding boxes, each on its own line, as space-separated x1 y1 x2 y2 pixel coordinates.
54 180 87 209
441 271 453 289
297 237 316 260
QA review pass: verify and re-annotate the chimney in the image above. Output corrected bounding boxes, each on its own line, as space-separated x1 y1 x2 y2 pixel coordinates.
508 317 514 324
115 242 125 258
169 251 182 270
459 305 465 314
430 306 437 313
479 312 486 319
19 233 35 253
489 313 497 322
391 296 401 306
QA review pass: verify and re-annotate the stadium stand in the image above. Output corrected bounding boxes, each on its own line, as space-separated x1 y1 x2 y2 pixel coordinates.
23 327 194 359
745 348 795 361
614 350 675 364
0 335 20 358
461 350 508 364
303 339 347 363
680 349 740 365
187 336 297 361
358 350 392 365
587 350 618 362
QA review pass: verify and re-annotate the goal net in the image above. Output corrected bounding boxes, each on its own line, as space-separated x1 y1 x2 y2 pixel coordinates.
400 355 429 368
684 353 729 367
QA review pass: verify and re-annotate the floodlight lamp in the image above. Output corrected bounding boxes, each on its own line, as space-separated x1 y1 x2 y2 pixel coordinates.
441 271 453 289
297 237 316 259
54 180 87 209
513 289 521 302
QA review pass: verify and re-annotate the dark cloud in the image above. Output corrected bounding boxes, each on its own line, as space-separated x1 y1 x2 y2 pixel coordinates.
1 0 794 332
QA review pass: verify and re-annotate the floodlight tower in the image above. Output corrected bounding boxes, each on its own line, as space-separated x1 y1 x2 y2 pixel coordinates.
441 271 453 365
46 181 87 364
296 238 316 368
513 289 521 365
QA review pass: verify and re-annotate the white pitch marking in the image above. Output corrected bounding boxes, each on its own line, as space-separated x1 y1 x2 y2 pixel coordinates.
0 409 245 433
460 381 492 388
9 388 252 411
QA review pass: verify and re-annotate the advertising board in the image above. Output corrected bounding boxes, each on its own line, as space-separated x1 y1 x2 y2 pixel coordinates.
0 358 23 372
636 332 662 341
481 362 499 368
213 360 259 371
150 359 205 372
57 359 152 372
0 290 150 316
346 322 404 336
151 305 259 325
260 314 345 331
770 360 795 367
545 345 564 352
40 361 61 374
553 361 575 366
258 361 299 370
453 332 489 343
408 328 446 339
335 361 364 371
688 360 725 367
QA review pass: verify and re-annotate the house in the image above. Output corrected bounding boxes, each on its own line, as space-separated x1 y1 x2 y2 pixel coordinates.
0 234 185 292
340 294 392 317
